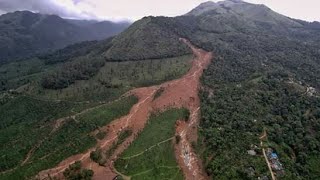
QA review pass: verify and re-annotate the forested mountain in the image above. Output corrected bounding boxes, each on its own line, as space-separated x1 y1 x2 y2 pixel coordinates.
179 1 320 179
0 11 130 64
104 16 192 61
0 0 320 179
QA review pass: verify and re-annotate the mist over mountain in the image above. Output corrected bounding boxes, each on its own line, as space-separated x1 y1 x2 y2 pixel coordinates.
0 11 130 64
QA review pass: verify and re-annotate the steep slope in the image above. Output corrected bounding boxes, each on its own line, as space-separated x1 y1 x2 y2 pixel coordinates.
104 16 192 61
0 11 130 63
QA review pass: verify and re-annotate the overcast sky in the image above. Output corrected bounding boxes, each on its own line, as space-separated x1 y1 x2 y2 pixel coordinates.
0 0 319 22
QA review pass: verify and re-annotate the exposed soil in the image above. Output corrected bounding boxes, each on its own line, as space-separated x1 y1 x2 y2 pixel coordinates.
38 39 212 180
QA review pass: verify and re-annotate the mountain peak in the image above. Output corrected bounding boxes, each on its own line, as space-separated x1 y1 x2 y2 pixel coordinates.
217 0 246 5
227 0 243 3
8 10 35 16
187 0 302 27
1 10 36 19
187 1 221 16
186 0 248 16
198 1 217 7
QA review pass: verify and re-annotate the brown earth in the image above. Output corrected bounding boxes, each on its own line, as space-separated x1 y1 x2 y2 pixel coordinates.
38 39 212 180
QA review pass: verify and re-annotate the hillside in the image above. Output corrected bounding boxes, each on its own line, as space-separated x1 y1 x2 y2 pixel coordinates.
181 1 320 179
0 0 320 179
0 11 130 64
104 16 192 61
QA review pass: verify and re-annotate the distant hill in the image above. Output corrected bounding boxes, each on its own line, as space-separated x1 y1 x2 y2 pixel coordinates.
0 11 130 63
66 19 131 40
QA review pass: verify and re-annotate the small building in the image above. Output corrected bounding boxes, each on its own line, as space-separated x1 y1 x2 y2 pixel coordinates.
266 148 285 174
270 153 278 159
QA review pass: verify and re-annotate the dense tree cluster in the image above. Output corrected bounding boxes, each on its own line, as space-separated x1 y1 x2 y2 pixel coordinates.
195 19 320 179
200 73 320 178
41 56 105 89
90 148 105 166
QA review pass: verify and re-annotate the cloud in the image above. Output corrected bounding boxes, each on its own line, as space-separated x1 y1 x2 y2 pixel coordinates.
0 0 208 21
0 0 319 22
79 0 211 21
245 0 320 22
0 0 97 19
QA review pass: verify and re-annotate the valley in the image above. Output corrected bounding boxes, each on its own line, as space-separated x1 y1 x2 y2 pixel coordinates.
37 39 212 180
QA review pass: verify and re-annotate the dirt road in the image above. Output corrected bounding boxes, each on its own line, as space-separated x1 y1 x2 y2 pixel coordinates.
261 142 276 180
38 39 212 180
260 130 276 180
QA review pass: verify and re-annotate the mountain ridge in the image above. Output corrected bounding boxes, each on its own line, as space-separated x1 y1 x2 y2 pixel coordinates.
0 10 130 64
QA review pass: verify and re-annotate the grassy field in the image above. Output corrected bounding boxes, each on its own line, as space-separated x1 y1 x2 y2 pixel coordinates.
115 109 189 180
0 95 137 179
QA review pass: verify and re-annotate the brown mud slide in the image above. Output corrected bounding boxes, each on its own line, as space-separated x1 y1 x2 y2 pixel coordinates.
38 39 213 180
